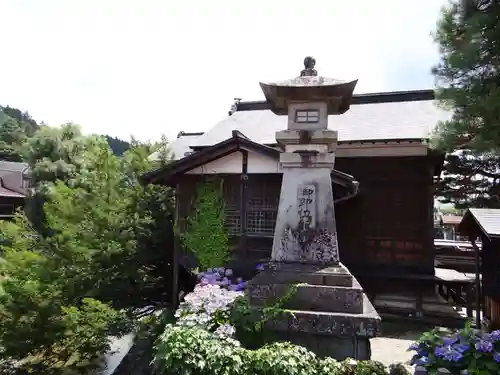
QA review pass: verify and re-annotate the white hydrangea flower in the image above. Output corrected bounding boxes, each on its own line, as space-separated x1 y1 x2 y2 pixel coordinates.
214 324 236 338
174 283 244 330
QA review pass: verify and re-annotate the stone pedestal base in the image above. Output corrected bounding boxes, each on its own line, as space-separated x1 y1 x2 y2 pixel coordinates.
247 262 381 360
273 331 372 360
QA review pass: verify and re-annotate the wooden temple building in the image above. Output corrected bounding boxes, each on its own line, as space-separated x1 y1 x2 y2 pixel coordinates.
0 161 29 219
143 84 478 324
459 209 500 330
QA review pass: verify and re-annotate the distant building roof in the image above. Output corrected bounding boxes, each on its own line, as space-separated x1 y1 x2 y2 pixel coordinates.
190 89 450 148
0 161 30 197
142 130 361 188
142 130 278 185
459 208 500 239
149 132 204 161
0 161 29 173
0 184 24 198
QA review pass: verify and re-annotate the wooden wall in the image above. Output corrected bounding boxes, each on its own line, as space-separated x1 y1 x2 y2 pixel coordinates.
335 156 435 274
481 237 500 299
175 155 436 274
0 196 24 219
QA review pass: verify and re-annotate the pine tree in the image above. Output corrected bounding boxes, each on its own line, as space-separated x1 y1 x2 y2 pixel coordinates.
433 1 500 208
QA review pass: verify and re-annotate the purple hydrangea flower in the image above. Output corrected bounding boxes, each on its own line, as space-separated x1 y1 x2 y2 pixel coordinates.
408 342 420 351
434 346 448 357
434 345 464 362
493 352 500 363
442 335 459 346
444 350 463 362
488 330 500 342
452 343 470 353
414 356 428 366
475 339 493 353
230 282 245 291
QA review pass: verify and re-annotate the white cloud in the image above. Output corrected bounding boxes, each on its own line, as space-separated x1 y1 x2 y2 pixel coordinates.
0 0 448 142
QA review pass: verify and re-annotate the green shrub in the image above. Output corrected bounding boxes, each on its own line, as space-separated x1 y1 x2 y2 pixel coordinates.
0 242 131 368
59 298 131 361
153 325 247 375
388 363 411 375
181 179 230 269
317 357 344 375
153 323 405 375
251 342 317 375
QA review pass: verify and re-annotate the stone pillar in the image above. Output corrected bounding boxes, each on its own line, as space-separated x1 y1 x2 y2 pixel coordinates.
272 129 340 265
248 57 380 360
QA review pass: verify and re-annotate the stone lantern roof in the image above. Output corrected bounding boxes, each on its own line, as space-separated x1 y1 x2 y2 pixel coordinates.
259 56 358 116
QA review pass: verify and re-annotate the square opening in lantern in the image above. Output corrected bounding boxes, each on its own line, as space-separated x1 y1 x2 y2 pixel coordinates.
295 109 320 123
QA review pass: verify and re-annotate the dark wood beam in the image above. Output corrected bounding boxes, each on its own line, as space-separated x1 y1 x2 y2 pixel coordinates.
239 150 249 256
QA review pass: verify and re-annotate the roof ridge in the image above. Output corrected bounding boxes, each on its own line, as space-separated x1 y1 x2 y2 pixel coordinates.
176 131 205 139
233 89 435 112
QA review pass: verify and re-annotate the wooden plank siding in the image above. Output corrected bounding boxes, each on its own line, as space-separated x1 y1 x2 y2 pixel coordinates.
485 297 500 330
480 236 500 329
0 196 24 219
335 156 435 274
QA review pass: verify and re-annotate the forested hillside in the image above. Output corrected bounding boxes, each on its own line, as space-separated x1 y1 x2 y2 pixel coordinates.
0 105 130 160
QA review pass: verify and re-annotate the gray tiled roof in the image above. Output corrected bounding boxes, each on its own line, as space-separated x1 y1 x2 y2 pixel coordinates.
0 161 29 196
0 161 29 172
149 133 202 161
191 100 451 147
468 208 500 237
0 184 24 198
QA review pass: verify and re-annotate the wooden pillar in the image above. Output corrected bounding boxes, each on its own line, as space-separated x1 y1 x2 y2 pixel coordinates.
472 239 481 329
239 150 248 255
171 184 181 308
466 283 473 319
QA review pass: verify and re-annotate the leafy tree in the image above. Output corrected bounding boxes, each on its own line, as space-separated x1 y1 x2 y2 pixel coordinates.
432 1 500 208
0 127 183 371
0 214 132 369
0 105 39 136
22 123 98 234
0 115 26 162
25 123 90 184
153 135 173 167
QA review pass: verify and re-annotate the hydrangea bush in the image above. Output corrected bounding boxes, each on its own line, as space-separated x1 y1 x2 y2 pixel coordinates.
196 266 248 291
408 322 500 374
174 266 256 346
153 264 410 375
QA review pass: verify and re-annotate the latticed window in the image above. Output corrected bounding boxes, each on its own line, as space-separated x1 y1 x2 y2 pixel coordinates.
247 181 280 237
295 109 319 123
222 178 241 236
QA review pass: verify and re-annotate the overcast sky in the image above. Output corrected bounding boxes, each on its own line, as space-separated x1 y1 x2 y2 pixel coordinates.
0 0 448 142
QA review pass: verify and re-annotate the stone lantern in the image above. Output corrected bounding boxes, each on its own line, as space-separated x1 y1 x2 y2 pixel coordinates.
247 57 380 360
